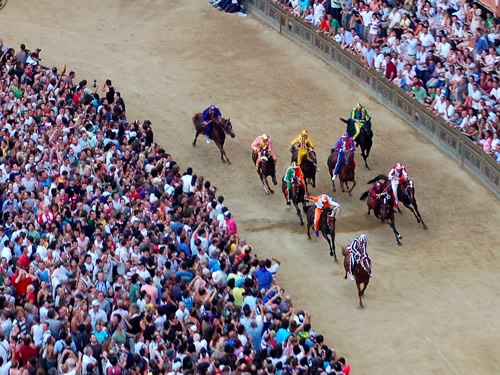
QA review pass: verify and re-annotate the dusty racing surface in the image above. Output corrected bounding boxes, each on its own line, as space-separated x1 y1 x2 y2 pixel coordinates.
3 1 499 373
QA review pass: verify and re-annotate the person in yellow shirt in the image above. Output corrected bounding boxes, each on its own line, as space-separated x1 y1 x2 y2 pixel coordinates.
290 130 315 166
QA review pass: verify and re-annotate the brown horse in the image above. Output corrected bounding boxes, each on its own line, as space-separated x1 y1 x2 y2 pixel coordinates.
360 188 402 246
192 113 235 164
252 149 277 195
291 148 317 190
327 149 356 195
282 176 306 225
367 174 427 230
342 245 371 307
305 206 338 260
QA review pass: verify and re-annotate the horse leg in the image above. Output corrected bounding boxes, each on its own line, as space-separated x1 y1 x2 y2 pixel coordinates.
389 220 402 246
356 281 364 308
322 232 333 258
348 179 357 196
362 149 370 170
272 174 277 186
295 204 304 226
222 149 231 165
264 176 274 194
332 179 336 193
331 233 337 262
412 200 427 230
307 221 312 239
192 130 200 146
361 279 369 296
259 173 269 195
403 202 420 224
340 178 345 193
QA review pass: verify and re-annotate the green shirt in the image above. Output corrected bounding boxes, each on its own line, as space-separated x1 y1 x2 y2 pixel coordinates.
130 283 141 303
330 18 341 31
412 86 427 103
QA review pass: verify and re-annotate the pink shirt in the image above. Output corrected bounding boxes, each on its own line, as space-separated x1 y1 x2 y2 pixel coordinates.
226 218 238 235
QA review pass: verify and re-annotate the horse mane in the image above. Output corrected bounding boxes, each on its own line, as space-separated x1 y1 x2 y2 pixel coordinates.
367 174 388 184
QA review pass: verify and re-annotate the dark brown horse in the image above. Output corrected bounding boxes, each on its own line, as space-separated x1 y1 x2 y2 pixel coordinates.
360 188 402 245
367 174 427 230
282 176 306 225
340 117 373 169
291 148 317 190
327 149 356 195
192 113 235 164
305 206 338 261
252 149 277 195
342 245 371 307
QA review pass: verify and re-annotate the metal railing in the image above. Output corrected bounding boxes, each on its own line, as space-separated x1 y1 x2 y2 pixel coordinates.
246 0 500 198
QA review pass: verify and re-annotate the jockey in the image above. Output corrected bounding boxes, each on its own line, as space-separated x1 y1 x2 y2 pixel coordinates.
331 132 355 181
368 181 385 214
251 133 277 170
283 162 305 206
306 194 341 238
387 163 409 209
349 103 371 141
201 105 222 144
347 234 368 280
291 130 315 166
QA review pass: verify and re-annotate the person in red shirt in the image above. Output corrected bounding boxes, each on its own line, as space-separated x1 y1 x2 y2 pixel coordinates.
19 336 38 366
385 55 397 81
318 16 330 33
12 268 35 297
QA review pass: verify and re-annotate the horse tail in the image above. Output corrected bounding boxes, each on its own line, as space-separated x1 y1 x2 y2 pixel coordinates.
339 117 349 125
367 174 388 184
192 113 201 128
341 246 348 257
359 191 369 201
302 204 311 214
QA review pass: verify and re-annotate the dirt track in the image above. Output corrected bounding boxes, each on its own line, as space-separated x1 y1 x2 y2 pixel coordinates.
2 1 500 373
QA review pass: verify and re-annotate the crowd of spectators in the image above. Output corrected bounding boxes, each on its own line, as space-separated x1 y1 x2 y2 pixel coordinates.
273 0 500 162
0 40 351 375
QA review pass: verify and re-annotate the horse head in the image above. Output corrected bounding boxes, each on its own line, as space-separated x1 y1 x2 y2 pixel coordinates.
307 149 317 166
326 209 336 231
379 192 392 218
345 150 354 165
221 118 235 138
260 149 270 164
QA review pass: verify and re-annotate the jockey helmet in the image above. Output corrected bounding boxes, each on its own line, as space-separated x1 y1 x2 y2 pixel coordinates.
321 195 329 203
356 103 362 109
291 162 297 168
359 234 368 242
341 132 348 139
210 105 216 110
301 130 308 137
261 134 269 141
395 163 403 171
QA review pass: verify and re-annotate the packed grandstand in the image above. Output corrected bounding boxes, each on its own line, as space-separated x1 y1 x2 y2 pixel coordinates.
273 0 500 161
0 41 352 375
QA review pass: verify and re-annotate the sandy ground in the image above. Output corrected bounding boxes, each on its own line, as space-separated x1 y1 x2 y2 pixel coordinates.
2 1 500 373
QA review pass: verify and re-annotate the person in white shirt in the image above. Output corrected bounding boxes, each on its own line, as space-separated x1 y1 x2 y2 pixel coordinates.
419 27 435 50
467 84 482 110
181 167 193 193
81 346 97 375
373 48 385 73
433 95 447 117
439 36 451 59
313 0 325 26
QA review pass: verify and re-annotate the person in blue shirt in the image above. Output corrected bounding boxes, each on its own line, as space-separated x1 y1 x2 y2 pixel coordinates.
254 261 273 290
201 105 222 144
474 31 489 56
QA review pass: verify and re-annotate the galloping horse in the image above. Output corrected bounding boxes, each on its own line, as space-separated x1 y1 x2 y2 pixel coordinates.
192 113 235 164
340 118 373 169
305 206 338 261
252 149 277 195
291 148 317 190
367 174 427 230
282 176 307 225
342 245 371 307
327 149 356 195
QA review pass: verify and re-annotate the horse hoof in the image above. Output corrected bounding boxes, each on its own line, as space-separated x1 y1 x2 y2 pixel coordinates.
221 159 226 164
358 304 364 309
334 257 338 263
269 190 274 194
348 192 352 197
397 242 402 246
300 222 304 226
265 191 270 195
423 224 428 230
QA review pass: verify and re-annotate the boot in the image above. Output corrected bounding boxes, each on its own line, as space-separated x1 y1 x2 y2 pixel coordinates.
331 174 337 181
315 230 320 238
